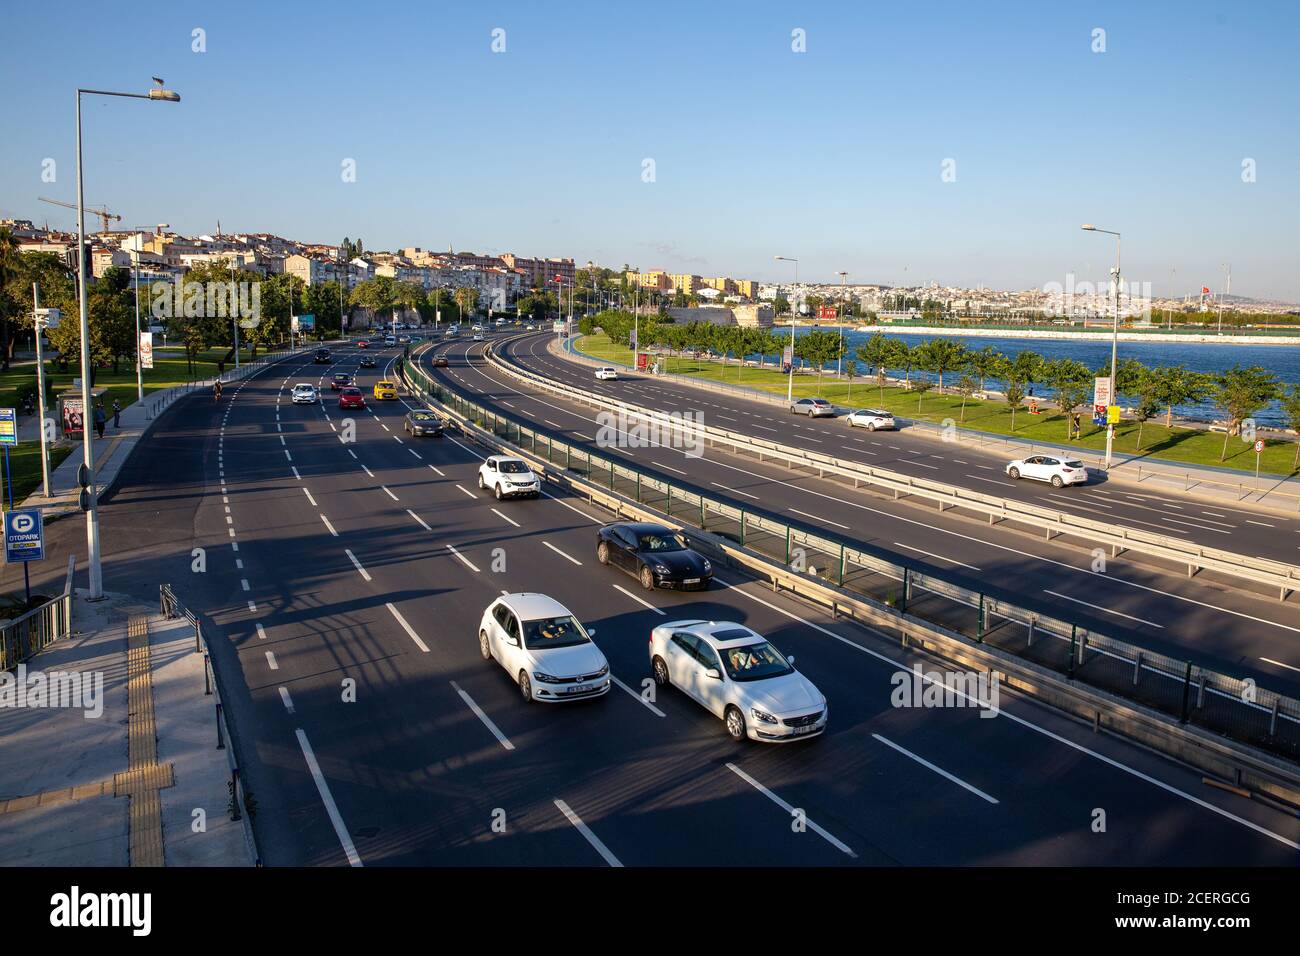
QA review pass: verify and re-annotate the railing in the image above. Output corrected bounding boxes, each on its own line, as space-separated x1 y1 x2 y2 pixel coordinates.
404 351 1300 767
491 339 1300 600
159 583 261 864
561 335 1300 509
0 555 77 671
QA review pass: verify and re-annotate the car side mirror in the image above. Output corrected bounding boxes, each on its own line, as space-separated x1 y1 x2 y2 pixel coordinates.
787 654 795 665
705 667 722 680
586 628 597 637
506 636 520 648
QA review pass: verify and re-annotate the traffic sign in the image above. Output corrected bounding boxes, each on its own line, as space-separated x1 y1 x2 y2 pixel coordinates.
1107 405 1121 424
4 509 44 563
0 408 16 447
1255 439 1265 454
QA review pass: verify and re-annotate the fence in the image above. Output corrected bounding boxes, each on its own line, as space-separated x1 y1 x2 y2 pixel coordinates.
493 339 1300 600
0 555 77 671
159 583 261 864
405 352 1300 765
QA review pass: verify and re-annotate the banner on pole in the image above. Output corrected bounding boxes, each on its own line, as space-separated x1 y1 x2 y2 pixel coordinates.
139 331 154 370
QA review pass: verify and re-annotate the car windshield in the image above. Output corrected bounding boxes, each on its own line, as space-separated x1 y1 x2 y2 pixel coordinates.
718 641 793 682
498 460 529 474
295 385 313 392
411 412 434 421
522 615 589 650
636 531 687 552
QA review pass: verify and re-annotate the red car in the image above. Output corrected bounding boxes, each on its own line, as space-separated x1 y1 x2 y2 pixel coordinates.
357 339 369 349
329 372 351 391
339 387 366 410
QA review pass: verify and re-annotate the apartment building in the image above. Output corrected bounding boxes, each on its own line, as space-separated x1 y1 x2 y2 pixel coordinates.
626 270 673 291
669 273 703 294
501 253 576 288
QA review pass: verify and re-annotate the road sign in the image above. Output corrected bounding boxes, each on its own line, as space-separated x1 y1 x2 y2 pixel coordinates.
1255 439 1265 454
1093 376 1113 407
0 408 15 447
1107 405 1121 424
297 314 316 331
4 509 44 563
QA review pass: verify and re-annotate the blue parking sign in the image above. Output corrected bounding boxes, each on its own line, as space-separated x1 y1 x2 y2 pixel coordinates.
4 510 44 563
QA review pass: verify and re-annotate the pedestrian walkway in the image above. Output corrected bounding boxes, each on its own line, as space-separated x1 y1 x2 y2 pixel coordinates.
0 590 255 866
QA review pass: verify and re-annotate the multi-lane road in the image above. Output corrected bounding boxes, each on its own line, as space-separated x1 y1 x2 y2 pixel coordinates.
74 334 1300 865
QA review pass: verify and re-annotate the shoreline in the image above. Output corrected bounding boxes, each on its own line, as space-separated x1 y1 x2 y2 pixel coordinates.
827 324 1300 346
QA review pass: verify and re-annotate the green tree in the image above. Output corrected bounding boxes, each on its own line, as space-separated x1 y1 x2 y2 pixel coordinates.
1150 365 1213 428
909 373 934 413
955 373 979 423
967 345 1003 394
1044 358 1092 439
453 286 479 323
1212 365 1281 461
1281 384 1300 469
913 338 969 391
856 333 895 399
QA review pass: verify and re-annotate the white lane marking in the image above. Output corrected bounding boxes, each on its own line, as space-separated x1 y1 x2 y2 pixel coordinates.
1043 589 1163 628
292 466 301 480
718 574 1300 850
304 488 318 507
447 544 481 572
321 514 339 537
451 680 514 751
554 799 623 867
610 674 666 716
1247 520 1275 528
1202 511 1227 518
725 763 857 857
612 583 666 615
247 600 257 613
407 509 431 531
295 729 364 867
1260 656 1300 673
380 423 390 431
284 449 292 462
361 465 375 478
543 541 583 566
240 579 251 592
347 448 358 459
279 687 295 714
393 435 404 444
652 461 689 476
381 486 399 501
428 465 446 477
872 733 999 804
345 549 371 581
710 481 760 501
408 448 422 460
386 602 430 652
491 507 520 527
789 508 850 530
265 650 279 671
255 623 267 640
893 542 982 572
455 484 478 500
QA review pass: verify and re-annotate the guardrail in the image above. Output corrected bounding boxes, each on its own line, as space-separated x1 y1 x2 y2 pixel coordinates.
404 352 1300 795
561 335 1300 510
0 555 77 671
490 338 1300 601
159 583 261 864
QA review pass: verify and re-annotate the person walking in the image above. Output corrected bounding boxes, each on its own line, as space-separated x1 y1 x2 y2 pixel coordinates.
93 402 107 439
112 399 121 428
214 380 223 402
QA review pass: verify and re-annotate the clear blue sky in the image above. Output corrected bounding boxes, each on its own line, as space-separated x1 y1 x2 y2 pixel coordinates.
3 0 1298 299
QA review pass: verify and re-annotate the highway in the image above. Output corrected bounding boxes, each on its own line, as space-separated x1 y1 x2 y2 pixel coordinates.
75 334 1300 866
415 331 1300 702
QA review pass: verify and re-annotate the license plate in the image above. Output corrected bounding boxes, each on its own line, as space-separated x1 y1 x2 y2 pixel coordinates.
792 724 813 735
568 685 591 694
682 578 700 585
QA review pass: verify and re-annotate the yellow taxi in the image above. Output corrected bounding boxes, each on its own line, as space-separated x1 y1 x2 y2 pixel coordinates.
373 380 398 401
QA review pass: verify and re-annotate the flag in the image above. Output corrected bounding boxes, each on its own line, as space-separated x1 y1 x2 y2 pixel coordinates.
1201 286 1211 294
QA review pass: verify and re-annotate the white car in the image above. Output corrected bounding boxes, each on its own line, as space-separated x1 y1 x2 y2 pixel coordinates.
291 383 318 404
649 621 826 742
845 408 895 431
471 325 484 333
478 455 540 499
479 593 610 703
384 335 397 346
1006 454 1088 488
594 367 619 381
472 332 484 341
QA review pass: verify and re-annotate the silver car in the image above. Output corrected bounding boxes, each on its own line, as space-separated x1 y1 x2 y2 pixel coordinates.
790 397 836 417
291 384 318 404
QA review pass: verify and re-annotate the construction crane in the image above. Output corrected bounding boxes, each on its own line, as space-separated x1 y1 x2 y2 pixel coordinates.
38 196 122 233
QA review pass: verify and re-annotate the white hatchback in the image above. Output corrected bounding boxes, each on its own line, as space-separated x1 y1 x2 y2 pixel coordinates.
479 593 610 703
291 384 318 404
845 408 896 430
594 367 619 381
478 455 540 499
649 621 826 742
1006 454 1088 487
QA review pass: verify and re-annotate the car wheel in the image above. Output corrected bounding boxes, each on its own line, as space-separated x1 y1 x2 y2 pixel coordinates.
847 419 855 427
1008 467 1021 480
725 706 746 742
1051 475 1064 488
518 671 533 702
652 656 670 688
494 483 504 500
477 473 486 489
866 423 876 431
639 565 655 591
479 630 491 661
597 541 610 565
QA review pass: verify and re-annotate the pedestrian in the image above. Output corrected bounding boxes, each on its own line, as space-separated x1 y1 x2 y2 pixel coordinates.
112 399 121 428
93 402 106 439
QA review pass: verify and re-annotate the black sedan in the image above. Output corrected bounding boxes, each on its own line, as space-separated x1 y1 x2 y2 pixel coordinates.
404 410 444 437
359 355 377 368
596 522 712 591
313 348 332 364
432 356 450 368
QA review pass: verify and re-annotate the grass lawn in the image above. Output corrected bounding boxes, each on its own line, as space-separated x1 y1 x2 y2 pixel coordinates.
575 333 1300 477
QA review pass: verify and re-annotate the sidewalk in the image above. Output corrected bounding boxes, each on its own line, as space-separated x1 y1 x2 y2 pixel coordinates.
0 591 255 866
557 336 1300 516
20 347 304 522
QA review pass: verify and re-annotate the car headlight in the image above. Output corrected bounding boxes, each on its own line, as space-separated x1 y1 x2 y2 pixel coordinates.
652 565 670 575
751 708 778 724
702 559 711 572
595 663 609 677
532 671 561 683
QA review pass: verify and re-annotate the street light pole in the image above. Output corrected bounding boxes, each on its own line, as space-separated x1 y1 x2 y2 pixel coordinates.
75 81 180 599
1081 224 1121 469
836 270 848 376
775 256 798 402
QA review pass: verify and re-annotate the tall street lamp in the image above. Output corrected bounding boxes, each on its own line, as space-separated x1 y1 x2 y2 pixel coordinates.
1081 224 1120 469
76 80 181 599
836 270 848 376
775 256 798 402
